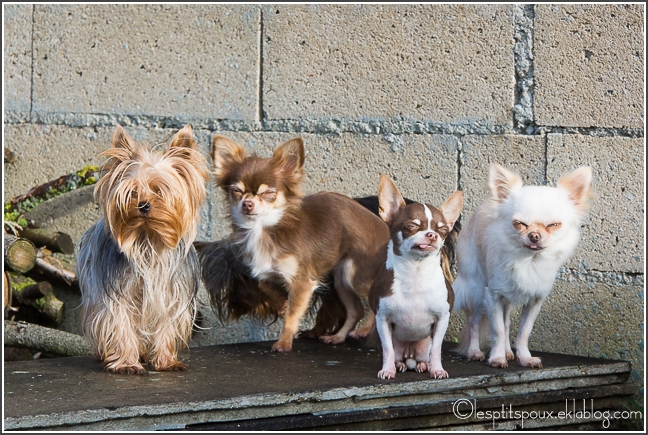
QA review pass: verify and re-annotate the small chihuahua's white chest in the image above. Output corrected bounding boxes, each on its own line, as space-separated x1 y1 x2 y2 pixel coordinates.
242 225 298 283
378 262 449 343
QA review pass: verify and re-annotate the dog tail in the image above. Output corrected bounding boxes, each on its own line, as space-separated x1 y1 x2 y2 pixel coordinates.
441 217 462 284
453 310 490 357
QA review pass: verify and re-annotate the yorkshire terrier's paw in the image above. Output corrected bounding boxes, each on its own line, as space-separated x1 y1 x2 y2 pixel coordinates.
488 357 509 368
318 334 346 345
518 356 543 368
348 328 371 340
108 364 147 375
151 360 189 372
506 350 515 361
429 368 449 379
271 340 293 352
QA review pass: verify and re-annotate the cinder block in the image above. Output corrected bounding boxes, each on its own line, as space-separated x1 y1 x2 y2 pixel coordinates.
262 4 515 125
4 4 33 114
547 134 644 273
32 4 259 120
205 132 459 242
460 135 546 219
534 4 644 128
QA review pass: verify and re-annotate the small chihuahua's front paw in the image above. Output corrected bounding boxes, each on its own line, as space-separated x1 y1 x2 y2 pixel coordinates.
506 350 515 361
378 368 396 379
271 340 293 353
395 361 407 372
429 368 449 379
488 357 509 368
467 349 485 361
318 334 345 345
415 361 428 373
518 356 543 368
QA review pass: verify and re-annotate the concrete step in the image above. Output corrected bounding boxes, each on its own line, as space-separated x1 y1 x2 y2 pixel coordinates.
3 339 638 431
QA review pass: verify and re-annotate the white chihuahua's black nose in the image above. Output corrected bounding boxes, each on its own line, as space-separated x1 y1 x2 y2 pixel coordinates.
138 201 151 213
529 232 541 243
242 200 254 214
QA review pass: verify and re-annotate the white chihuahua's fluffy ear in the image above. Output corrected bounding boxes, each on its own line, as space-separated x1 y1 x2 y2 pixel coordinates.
273 138 305 176
439 191 464 227
557 166 593 213
378 174 406 225
211 135 247 182
488 163 523 202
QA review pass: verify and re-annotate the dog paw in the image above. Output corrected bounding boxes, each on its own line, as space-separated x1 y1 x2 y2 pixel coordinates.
395 361 407 372
151 360 188 371
518 356 543 368
109 365 146 375
318 334 345 345
506 350 515 361
271 340 293 352
416 361 428 373
348 328 371 340
488 357 509 368
429 368 449 379
378 369 396 379
468 350 485 361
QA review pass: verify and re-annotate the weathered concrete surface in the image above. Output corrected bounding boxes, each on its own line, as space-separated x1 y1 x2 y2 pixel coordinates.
459 134 546 218
262 4 515 126
534 4 644 128
3 339 636 431
547 134 644 273
31 4 259 120
3 4 33 116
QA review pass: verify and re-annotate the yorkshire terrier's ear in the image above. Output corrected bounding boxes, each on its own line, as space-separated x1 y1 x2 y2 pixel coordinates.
488 163 523 202
211 135 247 181
169 124 196 149
273 138 305 175
111 125 136 151
378 174 406 225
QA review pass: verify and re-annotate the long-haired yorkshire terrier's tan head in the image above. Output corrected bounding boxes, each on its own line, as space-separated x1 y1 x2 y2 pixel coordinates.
96 125 209 257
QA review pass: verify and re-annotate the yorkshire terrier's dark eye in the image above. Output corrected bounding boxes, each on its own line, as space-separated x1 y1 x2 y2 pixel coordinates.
130 190 138 198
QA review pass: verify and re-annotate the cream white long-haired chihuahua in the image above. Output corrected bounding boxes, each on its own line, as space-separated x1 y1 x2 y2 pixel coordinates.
453 163 592 368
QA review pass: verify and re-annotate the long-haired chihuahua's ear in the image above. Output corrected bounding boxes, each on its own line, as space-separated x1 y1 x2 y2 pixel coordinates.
211 135 247 179
378 174 406 225
488 163 523 202
557 166 592 211
111 125 136 151
273 138 305 175
439 190 464 227
169 124 196 149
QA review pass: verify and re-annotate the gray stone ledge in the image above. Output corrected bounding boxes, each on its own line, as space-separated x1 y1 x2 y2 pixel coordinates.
557 267 644 288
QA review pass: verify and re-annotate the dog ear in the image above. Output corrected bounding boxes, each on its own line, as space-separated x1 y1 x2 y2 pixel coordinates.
557 166 592 210
273 138 305 175
488 163 523 202
169 124 196 149
211 135 247 182
378 174 406 225
111 125 136 152
439 190 464 227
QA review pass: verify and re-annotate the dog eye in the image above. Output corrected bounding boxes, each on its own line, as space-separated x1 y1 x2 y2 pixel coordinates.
130 190 138 198
438 226 448 234
546 222 562 229
405 223 418 231
513 220 528 229
229 187 243 199
260 190 277 202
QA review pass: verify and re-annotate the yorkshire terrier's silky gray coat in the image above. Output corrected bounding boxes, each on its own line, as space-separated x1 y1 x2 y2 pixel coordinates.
77 125 209 374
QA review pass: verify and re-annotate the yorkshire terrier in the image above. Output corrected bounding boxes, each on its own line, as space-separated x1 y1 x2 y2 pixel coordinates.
77 124 209 374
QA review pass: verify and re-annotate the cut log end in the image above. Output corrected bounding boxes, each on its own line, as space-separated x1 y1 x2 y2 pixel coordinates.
4 234 37 273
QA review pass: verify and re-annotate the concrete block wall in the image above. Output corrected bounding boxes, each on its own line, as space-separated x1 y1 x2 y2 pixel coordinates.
3 5 644 384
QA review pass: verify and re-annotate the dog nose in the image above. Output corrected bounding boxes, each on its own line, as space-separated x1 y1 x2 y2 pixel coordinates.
426 232 438 242
138 201 151 213
242 200 254 213
529 232 541 243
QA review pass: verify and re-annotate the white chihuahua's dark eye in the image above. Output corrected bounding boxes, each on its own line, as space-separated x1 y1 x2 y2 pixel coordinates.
513 220 528 230
546 222 562 230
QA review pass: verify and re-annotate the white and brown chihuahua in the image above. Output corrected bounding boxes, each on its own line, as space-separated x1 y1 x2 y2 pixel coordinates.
210 135 390 352
369 175 463 379
453 163 592 368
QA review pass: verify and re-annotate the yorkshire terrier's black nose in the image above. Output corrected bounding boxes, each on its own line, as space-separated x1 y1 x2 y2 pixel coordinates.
138 201 151 213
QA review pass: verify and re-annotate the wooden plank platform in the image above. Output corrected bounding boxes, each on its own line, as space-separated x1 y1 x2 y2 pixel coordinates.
3 338 639 431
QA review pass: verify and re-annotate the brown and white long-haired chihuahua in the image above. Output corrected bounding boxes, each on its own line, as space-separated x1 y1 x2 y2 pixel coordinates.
207 135 391 352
